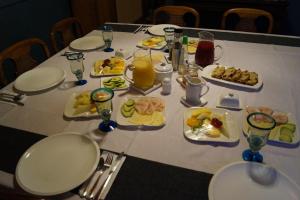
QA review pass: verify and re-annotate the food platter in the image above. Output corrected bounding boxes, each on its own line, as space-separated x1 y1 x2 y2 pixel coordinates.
209 161 300 200
201 65 263 90
101 76 129 91
183 107 239 143
64 91 98 118
91 57 126 77
116 96 166 127
147 24 180 36
69 36 105 51
15 132 100 196
242 106 299 145
137 37 167 50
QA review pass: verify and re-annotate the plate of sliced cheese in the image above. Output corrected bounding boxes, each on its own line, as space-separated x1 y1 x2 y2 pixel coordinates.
116 96 166 127
184 107 239 143
64 91 98 118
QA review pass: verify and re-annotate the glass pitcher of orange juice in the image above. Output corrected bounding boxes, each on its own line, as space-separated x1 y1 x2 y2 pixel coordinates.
124 49 155 90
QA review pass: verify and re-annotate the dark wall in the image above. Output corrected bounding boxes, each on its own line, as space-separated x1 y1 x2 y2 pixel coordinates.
0 0 71 52
285 0 300 36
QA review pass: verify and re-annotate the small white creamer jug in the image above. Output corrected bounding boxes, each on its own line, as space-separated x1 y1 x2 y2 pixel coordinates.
184 75 209 105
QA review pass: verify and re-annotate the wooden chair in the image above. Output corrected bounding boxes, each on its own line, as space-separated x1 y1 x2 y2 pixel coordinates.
50 17 83 53
153 6 200 28
0 38 50 87
221 8 274 33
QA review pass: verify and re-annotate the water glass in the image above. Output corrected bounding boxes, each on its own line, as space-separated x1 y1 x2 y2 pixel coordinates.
66 52 87 85
102 25 114 52
242 112 276 162
164 27 175 58
91 88 117 132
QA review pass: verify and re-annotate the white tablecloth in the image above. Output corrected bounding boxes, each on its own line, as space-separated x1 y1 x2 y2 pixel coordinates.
1 30 300 187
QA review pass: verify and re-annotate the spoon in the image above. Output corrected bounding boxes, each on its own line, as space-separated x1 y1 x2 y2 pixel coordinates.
79 157 105 198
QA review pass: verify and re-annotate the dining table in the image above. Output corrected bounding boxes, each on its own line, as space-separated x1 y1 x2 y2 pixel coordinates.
1 22 300 200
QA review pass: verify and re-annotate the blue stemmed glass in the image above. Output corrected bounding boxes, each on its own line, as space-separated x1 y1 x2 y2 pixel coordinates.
243 112 276 163
91 88 117 132
102 25 114 52
66 52 87 85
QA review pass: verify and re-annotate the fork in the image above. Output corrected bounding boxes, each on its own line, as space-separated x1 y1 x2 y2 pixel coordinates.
79 154 113 199
88 153 113 200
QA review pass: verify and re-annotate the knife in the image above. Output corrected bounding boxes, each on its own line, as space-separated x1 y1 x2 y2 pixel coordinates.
91 152 124 200
0 97 24 106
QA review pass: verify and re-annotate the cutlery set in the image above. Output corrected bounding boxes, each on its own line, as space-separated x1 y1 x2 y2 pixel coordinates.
134 25 149 34
0 92 25 106
79 152 124 200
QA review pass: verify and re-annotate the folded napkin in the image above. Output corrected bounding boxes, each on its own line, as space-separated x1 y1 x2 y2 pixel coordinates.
94 151 126 200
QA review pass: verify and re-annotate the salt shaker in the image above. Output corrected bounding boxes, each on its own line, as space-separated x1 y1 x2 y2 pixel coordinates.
162 77 171 95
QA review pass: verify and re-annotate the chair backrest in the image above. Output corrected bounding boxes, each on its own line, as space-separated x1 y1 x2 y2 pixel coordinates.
153 6 200 28
221 8 273 33
50 17 83 53
0 38 50 87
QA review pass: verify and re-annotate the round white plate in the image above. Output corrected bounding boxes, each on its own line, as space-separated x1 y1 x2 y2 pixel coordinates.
16 132 100 196
69 36 105 51
14 67 65 93
148 24 180 36
209 161 300 200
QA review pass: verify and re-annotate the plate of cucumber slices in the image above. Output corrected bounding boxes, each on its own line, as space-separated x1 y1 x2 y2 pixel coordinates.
101 76 129 91
242 107 299 146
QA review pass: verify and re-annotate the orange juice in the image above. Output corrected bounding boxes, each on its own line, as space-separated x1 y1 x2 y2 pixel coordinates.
132 59 155 90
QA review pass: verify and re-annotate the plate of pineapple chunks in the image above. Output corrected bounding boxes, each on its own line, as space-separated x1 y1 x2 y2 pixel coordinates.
184 107 239 143
64 91 98 118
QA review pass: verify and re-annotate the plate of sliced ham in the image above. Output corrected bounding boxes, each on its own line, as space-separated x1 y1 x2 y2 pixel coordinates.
242 106 299 145
116 96 166 127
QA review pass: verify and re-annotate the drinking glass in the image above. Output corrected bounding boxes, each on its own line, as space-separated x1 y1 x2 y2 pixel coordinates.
164 27 175 58
91 88 117 132
195 31 222 67
102 25 114 52
66 52 87 85
242 112 276 163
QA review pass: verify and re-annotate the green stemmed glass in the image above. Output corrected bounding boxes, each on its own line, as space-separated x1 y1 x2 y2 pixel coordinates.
243 112 276 163
91 88 117 132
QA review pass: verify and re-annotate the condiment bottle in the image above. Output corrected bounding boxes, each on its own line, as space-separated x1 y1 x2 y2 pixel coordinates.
162 77 171 95
171 28 183 71
178 35 188 75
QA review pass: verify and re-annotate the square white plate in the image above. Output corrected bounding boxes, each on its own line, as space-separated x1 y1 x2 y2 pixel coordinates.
183 107 239 143
242 107 299 145
64 91 98 118
116 96 166 127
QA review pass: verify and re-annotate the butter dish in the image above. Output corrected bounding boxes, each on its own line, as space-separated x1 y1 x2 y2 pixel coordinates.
216 93 243 110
